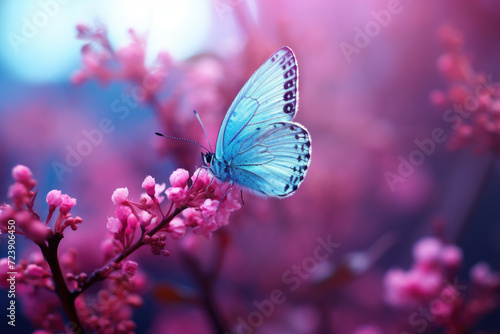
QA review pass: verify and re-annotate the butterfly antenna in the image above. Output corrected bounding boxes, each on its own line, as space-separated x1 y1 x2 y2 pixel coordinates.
193 110 213 152
155 132 210 152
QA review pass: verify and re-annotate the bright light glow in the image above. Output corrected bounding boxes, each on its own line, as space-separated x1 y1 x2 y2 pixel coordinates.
104 0 212 63
0 0 213 83
0 0 91 83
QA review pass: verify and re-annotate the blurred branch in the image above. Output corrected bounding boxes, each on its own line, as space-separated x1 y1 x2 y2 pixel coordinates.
438 150 495 242
180 230 229 334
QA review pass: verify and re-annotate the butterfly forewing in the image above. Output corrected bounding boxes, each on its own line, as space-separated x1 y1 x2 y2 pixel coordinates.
215 47 298 159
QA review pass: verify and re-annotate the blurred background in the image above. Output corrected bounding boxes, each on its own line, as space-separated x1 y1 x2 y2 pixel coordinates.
1 0 500 333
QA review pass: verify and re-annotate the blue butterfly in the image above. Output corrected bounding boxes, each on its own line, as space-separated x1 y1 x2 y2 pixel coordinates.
200 46 311 198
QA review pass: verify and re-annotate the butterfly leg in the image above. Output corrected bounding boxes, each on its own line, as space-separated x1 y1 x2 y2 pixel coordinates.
216 181 234 211
206 174 216 192
240 190 244 206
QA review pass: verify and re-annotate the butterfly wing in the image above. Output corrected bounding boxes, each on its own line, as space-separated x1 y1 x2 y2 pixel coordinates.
215 46 299 160
212 46 311 197
230 121 311 197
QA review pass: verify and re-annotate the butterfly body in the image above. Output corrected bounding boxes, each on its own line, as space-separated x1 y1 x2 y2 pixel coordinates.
203 46 311 198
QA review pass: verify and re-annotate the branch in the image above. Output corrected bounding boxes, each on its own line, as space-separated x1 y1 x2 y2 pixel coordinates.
75 205 187 296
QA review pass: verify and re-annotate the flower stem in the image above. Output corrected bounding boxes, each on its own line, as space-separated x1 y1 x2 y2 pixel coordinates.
75 205 187 296
38 233 83 333
180 232 229 333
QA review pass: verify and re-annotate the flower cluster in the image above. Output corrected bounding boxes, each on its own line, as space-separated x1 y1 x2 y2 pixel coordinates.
0 164 243 333
430 24 500 154
384 236 500 331
76 261 145 333
0 165 81 242
105 168 241 258
71 23 171 104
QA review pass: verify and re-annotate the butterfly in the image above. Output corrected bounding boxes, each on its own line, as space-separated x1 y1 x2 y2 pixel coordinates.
200 46 311 198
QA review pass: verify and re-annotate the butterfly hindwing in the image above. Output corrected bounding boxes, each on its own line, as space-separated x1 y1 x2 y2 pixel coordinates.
216 47 298 159
230 121 311 197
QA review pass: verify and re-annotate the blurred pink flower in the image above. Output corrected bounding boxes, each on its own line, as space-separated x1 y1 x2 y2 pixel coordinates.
141 175 156 196
112 187 129 205
433 24 500 154
12 164 34 185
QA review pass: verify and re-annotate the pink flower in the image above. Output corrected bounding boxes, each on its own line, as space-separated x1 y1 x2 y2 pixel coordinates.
142 175 156 197
107 217 122 234
169 168 189 188
8 182 28 204
24 264 45 279
190 168 212 192
112 187 129 205
384 267 442 306
166 186 188 205
16 212 50 242
46 190 62 207
0 204 14 233
115 205 132 223
200 199 218 222
138 211 153 227
122 261 138 279
76 23 91 39
413 237 442 267
167 218 186 240
125 214 139 236
0 258 14 289
59 194 77 215
440 245 462 269
12 164 33 184
470 262 500 288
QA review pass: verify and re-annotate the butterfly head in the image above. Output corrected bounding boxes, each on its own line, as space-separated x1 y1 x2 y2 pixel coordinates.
201 151 214 167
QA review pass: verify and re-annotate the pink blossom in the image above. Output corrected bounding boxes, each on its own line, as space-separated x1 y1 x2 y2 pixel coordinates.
413 237 442 267
46 190 62 207
115 205 132 222
24 264 46 279
152 183 166 204
12 164 33 184
200 199 218 222
167 218 186 240
470 262 500 288
169 168 189 188
384 267 442 306
183 208 203 227
115 29 147 81
138 211 153 227
440 245 463 269
125 214 139 237
63 216 83 231
166 186 188 204
107 217 122 234
112 187 129 205
8 182 28 204
0 258 13 289
75 23 91 39
142 175 156 197
190 168 212 192
430 297 454 319
0 204 14 233
123 261 138 279
16 211 50 242
59 194 77 215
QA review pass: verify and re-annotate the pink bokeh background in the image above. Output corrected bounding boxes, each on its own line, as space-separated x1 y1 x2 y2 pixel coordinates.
1 0 500 333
